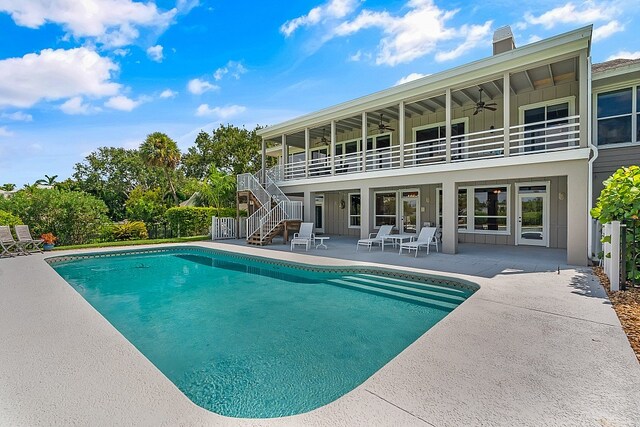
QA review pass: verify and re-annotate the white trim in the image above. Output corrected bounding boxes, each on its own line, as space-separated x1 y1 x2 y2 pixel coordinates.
515 181 550 247
348 192 361 229
518 96 576 122
373 190 398 230
314 195 325 233
458 184 511 236
399 188 421 234
593 84 639 146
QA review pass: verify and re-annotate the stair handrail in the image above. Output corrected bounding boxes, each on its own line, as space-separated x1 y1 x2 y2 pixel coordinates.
237 173 270 208
246 205 268 242
257 200 303 241
264 171 290 204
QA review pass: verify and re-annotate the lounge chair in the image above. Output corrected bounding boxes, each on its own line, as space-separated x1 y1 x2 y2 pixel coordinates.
0 226 27 257
356 224 394 252
399 226 438 257
291 222 315 251
14 225 44 253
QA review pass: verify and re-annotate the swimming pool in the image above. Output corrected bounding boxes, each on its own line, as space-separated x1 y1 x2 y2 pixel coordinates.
49 246 476 418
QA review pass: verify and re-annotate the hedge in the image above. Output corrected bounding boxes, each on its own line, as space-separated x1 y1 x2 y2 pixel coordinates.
0 209 23 227
165 206 240 237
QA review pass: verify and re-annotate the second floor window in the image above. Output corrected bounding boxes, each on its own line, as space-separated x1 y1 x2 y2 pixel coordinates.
597 86 639 146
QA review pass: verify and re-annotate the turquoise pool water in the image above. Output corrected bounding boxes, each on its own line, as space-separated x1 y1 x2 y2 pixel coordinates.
50 247 475 418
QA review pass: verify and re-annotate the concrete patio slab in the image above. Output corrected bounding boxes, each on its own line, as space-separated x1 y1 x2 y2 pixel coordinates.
1 240 638 426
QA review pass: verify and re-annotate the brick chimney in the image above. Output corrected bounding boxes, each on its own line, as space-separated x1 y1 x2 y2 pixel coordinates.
493 26 516 55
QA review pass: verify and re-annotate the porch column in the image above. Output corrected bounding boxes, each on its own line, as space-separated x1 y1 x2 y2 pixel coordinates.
360 187 371 239
281 134 287 179
261 137 266 183
304 127 310 178
578 50 589 148
441 179 458 254
362 111 367 172
445 88 452 163
303 191 314 223
330 120 336 175
503 72 510 157
567 164 589 266
399 101 405 168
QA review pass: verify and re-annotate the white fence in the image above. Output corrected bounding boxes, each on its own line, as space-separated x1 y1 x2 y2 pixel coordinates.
602 221 622 291
211 217 236 240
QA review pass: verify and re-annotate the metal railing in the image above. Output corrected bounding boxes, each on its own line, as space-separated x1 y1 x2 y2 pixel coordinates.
451 127 504 161
365 145 401 170
211 217 236 240
509 115 580 155
254 200 303 242
237 173 270 207
404 137 447 166
246 205 268 241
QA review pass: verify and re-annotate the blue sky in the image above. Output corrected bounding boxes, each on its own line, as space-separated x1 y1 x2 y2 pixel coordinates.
0 0 639 186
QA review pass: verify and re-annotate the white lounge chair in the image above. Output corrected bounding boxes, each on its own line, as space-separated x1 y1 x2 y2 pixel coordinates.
356 224 394 252
15 225 44 253
291 222 315 251
399 226 438 257
0 226 27 257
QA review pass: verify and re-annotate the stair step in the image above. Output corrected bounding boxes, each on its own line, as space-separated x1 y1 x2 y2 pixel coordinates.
341 275 466 304
327 278 459 312
356 274 471 297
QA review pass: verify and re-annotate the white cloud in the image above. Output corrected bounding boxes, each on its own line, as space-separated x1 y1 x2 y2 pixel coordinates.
146 44 164 62
1 111 32 121
0 0 177 47
395 72 428 85
348 50 362 61
281 0 359 36
104 95 141 111
60 97 94 115
213 61 247 81
0 126 13 137
328 0 492 66
195 104 246 118
187 78 219 95
524 2 616 29
159 89 177 98
112 48 129 57
593 20 624 42
0 47 120 108
606 50 640 61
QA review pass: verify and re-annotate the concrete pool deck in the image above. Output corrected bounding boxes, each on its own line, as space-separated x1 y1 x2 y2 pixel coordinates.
1 240 639 426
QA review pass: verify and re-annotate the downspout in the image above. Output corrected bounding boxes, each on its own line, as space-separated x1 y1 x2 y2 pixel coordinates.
587 55 599 263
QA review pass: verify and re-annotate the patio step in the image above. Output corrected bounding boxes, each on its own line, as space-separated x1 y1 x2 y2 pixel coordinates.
327 278 459 312
340 275 467 305
356 274 471 298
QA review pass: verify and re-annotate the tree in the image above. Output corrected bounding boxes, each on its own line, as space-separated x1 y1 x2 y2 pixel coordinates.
125 187 167 224
73 147 150 220
182 131 214 179
140 132 181 204
0 183 16 191
35 174 58 186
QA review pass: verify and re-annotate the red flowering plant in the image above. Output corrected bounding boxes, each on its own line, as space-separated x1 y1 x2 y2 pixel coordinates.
41 233 57 244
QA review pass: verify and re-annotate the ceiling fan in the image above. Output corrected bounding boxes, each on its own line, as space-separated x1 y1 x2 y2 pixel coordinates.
316 128 329 145
469 88 497 115
377 113 395 132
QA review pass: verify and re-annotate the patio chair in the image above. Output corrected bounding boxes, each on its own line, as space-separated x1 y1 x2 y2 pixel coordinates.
14 225 44 253
356 224 394 252
0 226 27 257
290 222 315 251
399 226 438 257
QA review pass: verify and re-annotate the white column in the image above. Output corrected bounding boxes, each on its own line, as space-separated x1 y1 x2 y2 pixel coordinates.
503 73 510 157
304 127 310 178
360 187 371 239
399 101 405 168
567 164 589 266
303 191 314 223
442 179 457 254
361 111 367 172
579 50 589 148
261 137 266 183
445 88 452 163
331 120 336 176
610 221 621 291
281 134 287 179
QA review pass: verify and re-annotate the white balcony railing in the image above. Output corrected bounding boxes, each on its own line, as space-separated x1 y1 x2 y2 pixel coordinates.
271 116 581 182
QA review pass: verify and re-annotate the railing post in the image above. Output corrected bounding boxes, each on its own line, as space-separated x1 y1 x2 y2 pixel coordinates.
445 88 452 163
399 101 405 168
503 72 510 157
611 221 621 291
362 111 367 171
331 120 336 176
304 127 310 178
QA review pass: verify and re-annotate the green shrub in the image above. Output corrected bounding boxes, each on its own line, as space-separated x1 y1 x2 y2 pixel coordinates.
0 209 23 226
165 206 239 237
112 221 149 241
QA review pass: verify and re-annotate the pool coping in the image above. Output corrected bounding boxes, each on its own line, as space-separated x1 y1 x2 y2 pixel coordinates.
1 241 639 426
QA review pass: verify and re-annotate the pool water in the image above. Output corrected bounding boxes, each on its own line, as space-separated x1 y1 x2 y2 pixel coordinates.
51 248 474 418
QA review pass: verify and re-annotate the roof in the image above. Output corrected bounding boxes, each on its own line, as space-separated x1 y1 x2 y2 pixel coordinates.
592 58 640 74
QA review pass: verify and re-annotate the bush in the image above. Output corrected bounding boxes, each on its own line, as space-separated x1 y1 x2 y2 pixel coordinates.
165 206 238 237
112 221 149 241
125 187 167 224
0 209 23 226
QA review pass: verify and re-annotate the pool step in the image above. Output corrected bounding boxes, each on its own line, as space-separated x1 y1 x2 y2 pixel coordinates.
327 278 459 312
357 274 470 297
341 275 467 305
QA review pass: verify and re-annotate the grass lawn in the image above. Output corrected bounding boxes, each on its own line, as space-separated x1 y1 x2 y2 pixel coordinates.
53 235 210 251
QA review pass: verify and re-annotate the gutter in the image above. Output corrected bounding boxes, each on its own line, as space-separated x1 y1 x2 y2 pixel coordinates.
587 55 600 263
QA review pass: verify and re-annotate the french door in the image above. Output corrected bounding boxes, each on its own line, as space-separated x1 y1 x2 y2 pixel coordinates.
516 184 549 246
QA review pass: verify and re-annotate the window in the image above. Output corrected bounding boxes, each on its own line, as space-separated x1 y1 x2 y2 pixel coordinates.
437 185 510 234
522 101 570 152
374 192 396 227
413 119 467 162
348 193 361 228
366 133 392 169
596 86 637 146
336 138 361 174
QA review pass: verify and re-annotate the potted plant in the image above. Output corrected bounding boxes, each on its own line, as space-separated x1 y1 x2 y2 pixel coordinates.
41 233 57 251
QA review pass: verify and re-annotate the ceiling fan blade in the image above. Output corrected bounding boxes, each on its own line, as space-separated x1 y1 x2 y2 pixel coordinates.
473 109 479 115
386 127 395 132
485 102 498 107
484 106 497 111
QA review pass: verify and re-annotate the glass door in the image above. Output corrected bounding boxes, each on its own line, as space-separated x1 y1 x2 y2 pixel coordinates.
400 190 419 234
516 185 548 246
314 195 324 233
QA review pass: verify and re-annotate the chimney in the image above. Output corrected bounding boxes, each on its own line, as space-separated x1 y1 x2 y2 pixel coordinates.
493 26 516 55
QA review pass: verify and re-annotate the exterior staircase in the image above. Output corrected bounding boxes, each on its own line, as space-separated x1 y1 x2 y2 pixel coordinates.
237 169 303 245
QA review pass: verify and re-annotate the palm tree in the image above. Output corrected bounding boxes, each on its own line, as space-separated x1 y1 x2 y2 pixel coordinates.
139 132 181 204
35 174 58 187
0 183 16 191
